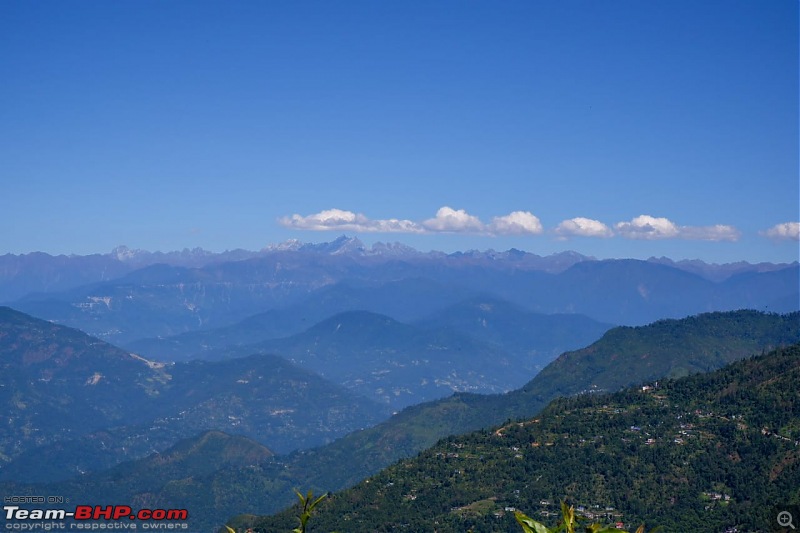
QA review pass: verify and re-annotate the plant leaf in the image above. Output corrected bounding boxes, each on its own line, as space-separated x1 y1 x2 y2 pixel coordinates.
515 510 552 533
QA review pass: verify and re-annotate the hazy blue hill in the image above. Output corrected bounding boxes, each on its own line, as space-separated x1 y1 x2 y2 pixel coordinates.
11 254 368 345
0 307 388 482
125 307 310 361
253 344 800 533
293 277 479 323
11 262 298 345
647 256 798 282
0 252 130 302
472 260 799 326
415 297 612 372
126 277 476 362
530 259 720 324
252 310 517 409
718 264 800 312
770 292 800 314
3 244 790 308
4 242 791 308
0 248 267 303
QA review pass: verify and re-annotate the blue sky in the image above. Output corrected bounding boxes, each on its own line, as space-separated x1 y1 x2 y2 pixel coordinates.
1 0 797 262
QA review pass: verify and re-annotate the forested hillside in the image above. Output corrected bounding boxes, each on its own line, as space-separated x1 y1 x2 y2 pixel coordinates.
250 344 800 532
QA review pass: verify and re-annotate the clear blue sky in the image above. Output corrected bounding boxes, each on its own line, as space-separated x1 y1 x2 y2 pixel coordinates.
1 0 797 262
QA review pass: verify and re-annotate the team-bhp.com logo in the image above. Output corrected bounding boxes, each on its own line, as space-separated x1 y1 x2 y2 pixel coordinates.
4 505 189 530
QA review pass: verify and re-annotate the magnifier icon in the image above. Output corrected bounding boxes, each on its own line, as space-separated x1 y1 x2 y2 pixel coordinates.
779 511 796 530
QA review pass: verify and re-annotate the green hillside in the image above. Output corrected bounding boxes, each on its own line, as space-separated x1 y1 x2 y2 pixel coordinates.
515 309 800 402
251 343 800 532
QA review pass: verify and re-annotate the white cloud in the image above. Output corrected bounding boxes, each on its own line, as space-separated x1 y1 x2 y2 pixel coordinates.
370 218 425 233
554 217 613 238
422 207 485 233
488 211 543 235
615 215 680 240
680 224 740 242
280 206 547 236
279 209 423 233
282 209 741 242
762 222 800 241
615 215 740 241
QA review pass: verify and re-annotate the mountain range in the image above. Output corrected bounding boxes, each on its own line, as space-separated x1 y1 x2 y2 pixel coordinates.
3 237 794 303
141 301 611 410
4 237 797 346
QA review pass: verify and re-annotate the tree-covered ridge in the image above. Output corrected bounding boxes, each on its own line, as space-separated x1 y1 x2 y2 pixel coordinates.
519 309 800 398
249 344 800 532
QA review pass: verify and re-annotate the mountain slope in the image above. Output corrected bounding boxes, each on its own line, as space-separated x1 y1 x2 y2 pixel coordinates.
249 310 521 409
517 309 800 400
13 310 794 531
0 307 387 482
0 306 169 461
64 430 275 503
269 311 799 497
1 431 275 512
253 343 800 532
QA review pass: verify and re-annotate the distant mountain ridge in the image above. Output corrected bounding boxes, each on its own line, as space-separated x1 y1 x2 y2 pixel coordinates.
1 237 590 302
3 236 795 303
8 238 798 345
646 255 797 282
